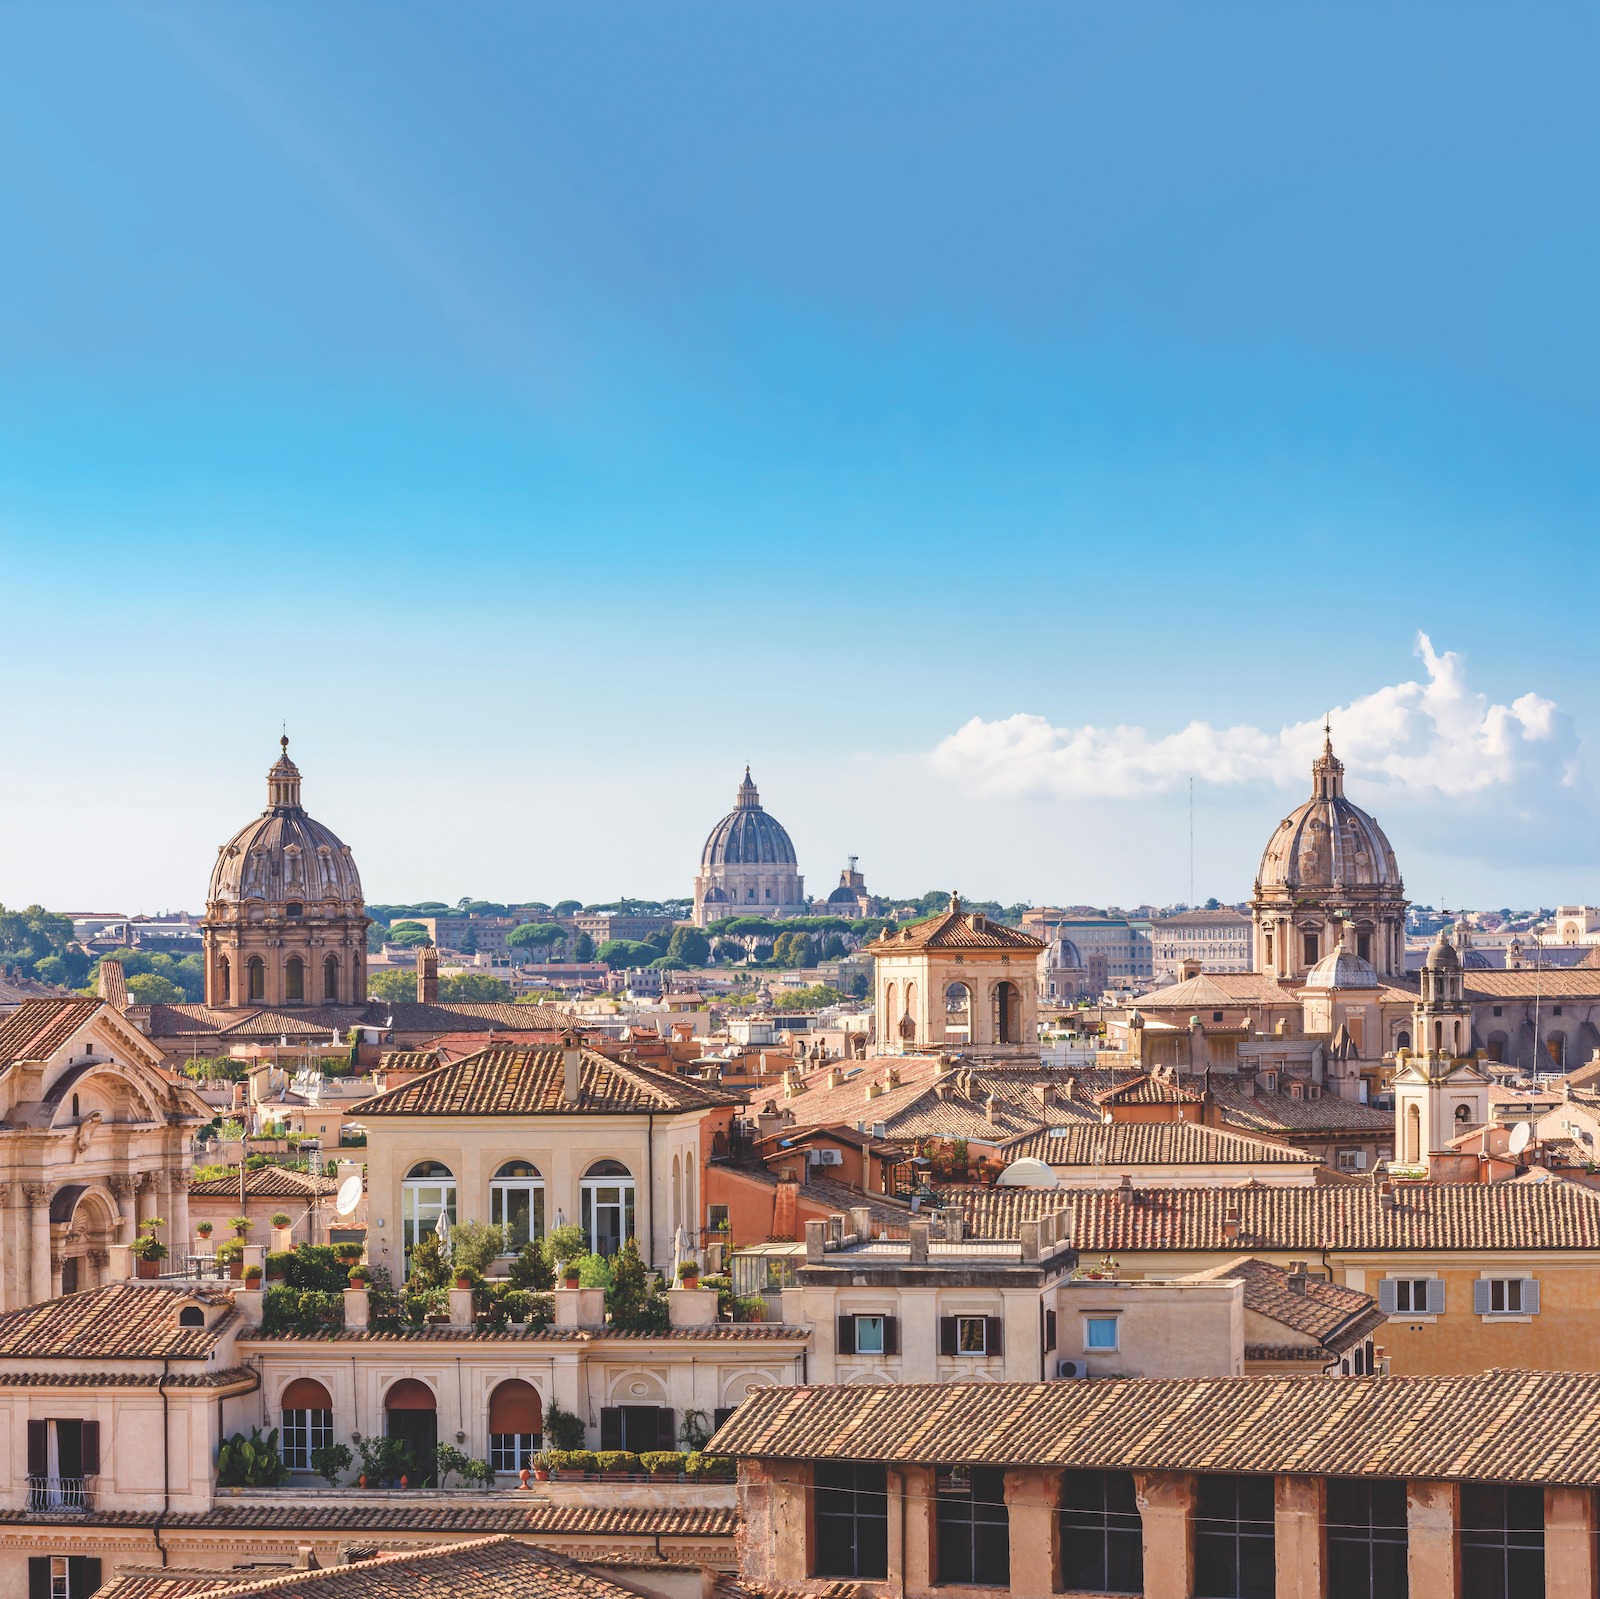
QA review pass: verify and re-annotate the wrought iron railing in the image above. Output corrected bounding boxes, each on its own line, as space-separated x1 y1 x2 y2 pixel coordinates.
26 1475 95 1512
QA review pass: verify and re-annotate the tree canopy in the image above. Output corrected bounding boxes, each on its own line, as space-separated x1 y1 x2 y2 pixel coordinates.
438 973 512 1002
386 921 432 948
0 904 87 986
86 949 205 1002
665 926 710 966
595 939 658 970
507 922 567 953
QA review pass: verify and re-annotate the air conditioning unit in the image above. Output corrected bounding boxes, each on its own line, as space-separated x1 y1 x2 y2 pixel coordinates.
808 1148 844 1167
1056 1359 1089 1380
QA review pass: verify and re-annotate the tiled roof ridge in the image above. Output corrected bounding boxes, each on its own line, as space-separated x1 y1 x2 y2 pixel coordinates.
1 1503 737 1534
239 1323 807 1343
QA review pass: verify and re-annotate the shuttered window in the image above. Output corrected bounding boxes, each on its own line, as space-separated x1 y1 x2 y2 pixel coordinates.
1377 1278 1443 1315
1473 1279 1539 1316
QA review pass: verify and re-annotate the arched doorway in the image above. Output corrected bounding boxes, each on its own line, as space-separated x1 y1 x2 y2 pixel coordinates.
281 1378 333 1472
384 1379 436 1485
51 1186 118 1296
488 1380 543 1474
581 1161 636 1257
993 981 1022 1044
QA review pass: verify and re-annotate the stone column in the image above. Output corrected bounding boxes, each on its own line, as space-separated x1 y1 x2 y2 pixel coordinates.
1546 1486 1597 1599
1006 1467 1062 1599
25 1185 53 1305
0 1184 10 1311
1274 1474 1325 1599
136 1171 159 1230
1136 1470 1197 1599
1406 1480 1460 1599
106 1175 136 1246
168 1165 191 1261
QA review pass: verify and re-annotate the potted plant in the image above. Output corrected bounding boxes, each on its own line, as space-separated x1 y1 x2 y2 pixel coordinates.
561 1263 581 1289
734 1293 766 1323
131 1218 168 1279
530 1451 551 1483
242 1263 263 1287
215 1238 245 1279
195 1220 215 1243
676 1260 701 1286
228 1215 253 1239
347 1264 371 1288
641 1450 686 1480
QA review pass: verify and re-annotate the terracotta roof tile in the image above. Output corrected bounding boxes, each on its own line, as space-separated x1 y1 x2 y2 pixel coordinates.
1095 1073 1202 1106
191 1166 339 1198
242 1324 804 1344
351 1045 741 1117
711 1371 1600 1486
1183 1257 1388 1354
94 1535 656 1599
864 905 1044 954
941 1179 1600 1252
1 1503 735 1537
1209 1083 1397 1134
997 1121 1316 1167
0 1283 235 1359
0 998 103 1068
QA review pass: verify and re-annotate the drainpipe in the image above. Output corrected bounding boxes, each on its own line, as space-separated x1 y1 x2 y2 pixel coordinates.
646 1112 656 1267
154 1356 171 1566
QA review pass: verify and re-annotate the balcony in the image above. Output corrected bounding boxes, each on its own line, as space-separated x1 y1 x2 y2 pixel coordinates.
26 1476 96 1513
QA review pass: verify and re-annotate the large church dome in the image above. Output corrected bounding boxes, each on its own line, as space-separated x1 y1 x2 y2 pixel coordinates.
1257 737 1400 894
207 738 364 908
699 769 798 869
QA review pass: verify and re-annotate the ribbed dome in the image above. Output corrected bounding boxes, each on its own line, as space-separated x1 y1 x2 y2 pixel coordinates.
1046 936 1085 968
1424 932 1462 971
700 769 797 869
1257 737 1400 894
1303 941 1380 989
826 883 860 904
208 739 363 908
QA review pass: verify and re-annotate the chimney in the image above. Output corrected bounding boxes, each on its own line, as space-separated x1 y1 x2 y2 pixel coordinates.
771 1173 798 1241
1222 1205 1240 1242
827 1067 845 1089
561 1030 583 1103
294 1547 321 1571
1379 1179 1396 1212
416 944 439 1005
1286 1261 1308 1296
1118 1173 1134 1199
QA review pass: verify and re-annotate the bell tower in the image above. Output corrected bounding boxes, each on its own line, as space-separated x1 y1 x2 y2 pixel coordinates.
1390 933 1488 1166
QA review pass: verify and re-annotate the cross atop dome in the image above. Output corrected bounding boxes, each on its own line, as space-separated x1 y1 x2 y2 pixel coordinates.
736 766 761 809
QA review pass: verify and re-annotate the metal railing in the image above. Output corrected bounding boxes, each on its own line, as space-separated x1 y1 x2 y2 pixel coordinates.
26 1475 95 1512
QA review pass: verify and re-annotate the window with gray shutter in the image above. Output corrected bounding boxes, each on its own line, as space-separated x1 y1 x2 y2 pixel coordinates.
1424 1278 1446 1314
1377 1279 1396 1313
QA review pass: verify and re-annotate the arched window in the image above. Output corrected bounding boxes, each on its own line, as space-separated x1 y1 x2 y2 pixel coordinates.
944 983 971 1044
401 1161 457 1260
672 1154 682 1233
285 957 305 1003
488 1379 543 1472
1405 1104 1421 1165
281 1378 333 1471
323 955 339 1003
993 981 1022 1044
883 984 897 1036
580 1160 635 1257
489 1160 543 1252
384 1379 437 1485
1395 1030 1411 1052
247 957 265 1003
219 957 231 1004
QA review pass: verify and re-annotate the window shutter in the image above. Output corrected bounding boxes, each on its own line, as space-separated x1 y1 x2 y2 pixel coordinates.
939 1317 958 1356
80 1420 100 1477
1376 1280 1397 1314
599 1408 621 1451
69 1560 102 1599
26 1421 47 1478
713 1407 735 1431
836 1315 856 1356
1045 1309 1057 1351
656 1408 677 1450
1523 1279 1541 1315
27 1558 48 1599
1473 1280 1492 1314
1425 1279 1446 1315
882 1316 900 1356
985 1316 1004 1356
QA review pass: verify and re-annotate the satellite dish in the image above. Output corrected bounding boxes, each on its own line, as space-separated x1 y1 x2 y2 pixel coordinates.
995 1156 1059 1189
335 1174 363 1216
1508 1121 1533 1157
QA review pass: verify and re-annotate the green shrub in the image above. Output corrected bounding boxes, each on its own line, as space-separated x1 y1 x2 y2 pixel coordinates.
270 1212 292 1229
544 1449 596 1475
685 1452 734 1479
265 1251 294 1280
595 1450 640 1475
217 1427 288 1487
351 1432 415 1487
640 1450 687 1476
543 1399 586 1452
214 1239 244 1266
309 1442 352 1486
507 1240 554 1291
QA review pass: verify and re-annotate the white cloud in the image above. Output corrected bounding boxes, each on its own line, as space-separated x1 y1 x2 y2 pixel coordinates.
930 634 1581 812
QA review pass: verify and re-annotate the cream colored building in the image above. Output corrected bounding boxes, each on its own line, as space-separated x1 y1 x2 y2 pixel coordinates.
351 1036 741 1276
0 998 208 1310
866 897 1044 1056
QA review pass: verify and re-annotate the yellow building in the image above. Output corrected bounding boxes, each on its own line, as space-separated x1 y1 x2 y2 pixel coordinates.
946 1178 1600 1376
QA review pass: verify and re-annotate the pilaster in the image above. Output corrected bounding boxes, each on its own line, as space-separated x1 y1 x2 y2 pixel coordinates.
1005 1466 1062 1599
1274 1474 1325 1599
1545 1486 1598 1599
1136 1469 1196 1599
1406 1479 1460 1599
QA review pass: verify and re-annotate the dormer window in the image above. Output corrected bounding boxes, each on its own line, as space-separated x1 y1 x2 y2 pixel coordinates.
178 1306 205 1327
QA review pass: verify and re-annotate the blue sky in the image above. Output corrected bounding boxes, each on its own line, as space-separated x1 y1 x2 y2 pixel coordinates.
1 5 1595 912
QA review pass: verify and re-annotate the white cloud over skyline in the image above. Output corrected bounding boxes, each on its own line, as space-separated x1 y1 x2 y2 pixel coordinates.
928 637 1587 877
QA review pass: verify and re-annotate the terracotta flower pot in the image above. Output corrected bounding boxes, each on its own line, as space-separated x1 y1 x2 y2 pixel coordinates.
228 1261 244 1280
135 1258 159 1279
